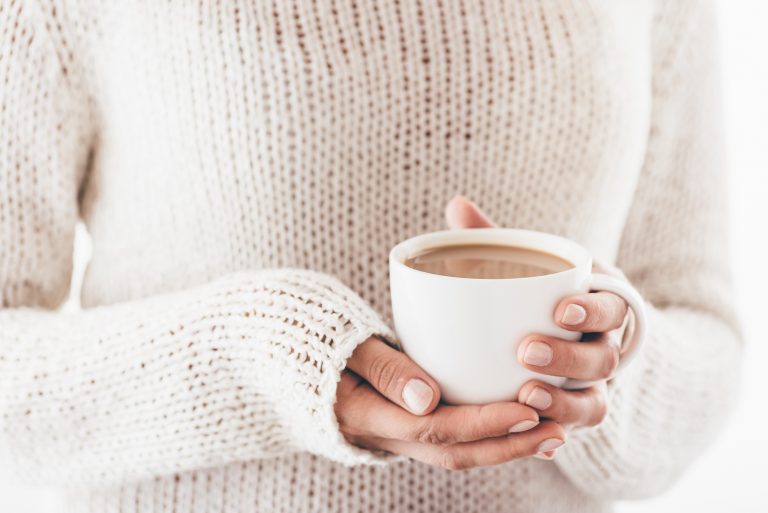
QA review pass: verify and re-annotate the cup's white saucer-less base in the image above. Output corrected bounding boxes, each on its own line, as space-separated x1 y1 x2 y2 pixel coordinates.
389 229 646 405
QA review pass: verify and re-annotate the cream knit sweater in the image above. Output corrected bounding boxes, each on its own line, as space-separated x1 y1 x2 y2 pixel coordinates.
0 1 741 512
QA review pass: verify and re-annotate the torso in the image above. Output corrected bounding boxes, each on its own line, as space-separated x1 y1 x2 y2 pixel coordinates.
77 0 651 315
69 1 651 511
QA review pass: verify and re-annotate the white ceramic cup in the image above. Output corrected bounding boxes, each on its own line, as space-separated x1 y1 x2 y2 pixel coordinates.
389 228 647 405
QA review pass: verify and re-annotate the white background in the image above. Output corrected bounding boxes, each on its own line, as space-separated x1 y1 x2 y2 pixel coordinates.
1 2 766 512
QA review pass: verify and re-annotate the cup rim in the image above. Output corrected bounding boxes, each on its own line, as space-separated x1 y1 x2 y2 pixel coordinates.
389 228 592 283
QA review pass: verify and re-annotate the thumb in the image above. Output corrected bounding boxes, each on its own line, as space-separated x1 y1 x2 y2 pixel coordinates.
347 337 441 415
445 195 496 229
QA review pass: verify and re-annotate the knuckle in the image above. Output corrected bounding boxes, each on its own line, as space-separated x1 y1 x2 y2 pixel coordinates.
590 298 607 327
367 354 404 396
438 449 469 471
560 345 580 375
598 294 626 330
335 409 351 433
414 420 449 445
337 411 366 439
588 393 609 427
611 295 628 319
558 394 577 423
600 344 621 379
473 404 496 434
500 440 526 461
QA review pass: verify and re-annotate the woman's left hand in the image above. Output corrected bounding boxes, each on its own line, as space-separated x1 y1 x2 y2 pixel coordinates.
445 196 629 458
515 279 626 432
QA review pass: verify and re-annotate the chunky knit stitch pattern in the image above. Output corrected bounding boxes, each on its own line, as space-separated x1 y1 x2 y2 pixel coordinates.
0 1 740 512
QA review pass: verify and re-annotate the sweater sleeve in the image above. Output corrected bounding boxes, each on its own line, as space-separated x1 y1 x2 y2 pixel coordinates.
554 0 743 500
0 0 395 487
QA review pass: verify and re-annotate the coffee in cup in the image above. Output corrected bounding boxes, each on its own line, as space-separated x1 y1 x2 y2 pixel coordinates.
404 243 575 279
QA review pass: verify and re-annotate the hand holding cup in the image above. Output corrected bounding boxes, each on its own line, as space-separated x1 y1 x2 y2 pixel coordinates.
440 196 645 457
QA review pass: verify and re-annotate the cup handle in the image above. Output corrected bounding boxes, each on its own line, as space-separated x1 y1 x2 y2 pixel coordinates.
563 273 647 390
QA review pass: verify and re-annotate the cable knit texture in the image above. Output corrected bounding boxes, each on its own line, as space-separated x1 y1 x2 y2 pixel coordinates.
0 1 740 512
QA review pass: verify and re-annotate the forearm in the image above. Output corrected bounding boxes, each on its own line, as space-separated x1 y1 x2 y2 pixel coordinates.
0 269 395 487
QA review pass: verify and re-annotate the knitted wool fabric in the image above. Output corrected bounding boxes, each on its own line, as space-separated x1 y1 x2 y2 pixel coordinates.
0 1 741 512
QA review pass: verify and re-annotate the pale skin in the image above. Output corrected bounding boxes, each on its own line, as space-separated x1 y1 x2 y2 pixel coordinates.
335 196 630 469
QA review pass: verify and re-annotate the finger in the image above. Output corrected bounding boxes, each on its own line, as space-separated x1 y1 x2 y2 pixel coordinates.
518 379 609 428
554 291 628 332
335 371 392 442
517 331 622 381
352 390 541 443
347 337 441 415
445 195 496 229
406 401 541 444
377 421 566 470
335 373 423 443
337 376 540 443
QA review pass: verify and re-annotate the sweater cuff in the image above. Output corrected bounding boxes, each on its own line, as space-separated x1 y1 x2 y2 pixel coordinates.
236 269 400 466
304 321 399 466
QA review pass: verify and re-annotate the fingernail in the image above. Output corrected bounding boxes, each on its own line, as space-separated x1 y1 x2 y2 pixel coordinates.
508 419 538 433
533 450 557 460
524 387 553 410
537 438 564 453
521 341 553 366
402 379 434 414
561 304 587 326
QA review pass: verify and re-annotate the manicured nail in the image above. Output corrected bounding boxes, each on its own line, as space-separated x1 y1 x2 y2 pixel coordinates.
524 387 553 410
508 419 538 433
402 379 434 414
561 304 587 326
537 438 564 453
521 341 553 366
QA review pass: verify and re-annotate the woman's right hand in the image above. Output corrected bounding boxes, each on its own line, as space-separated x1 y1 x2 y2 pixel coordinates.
335 337 567 469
